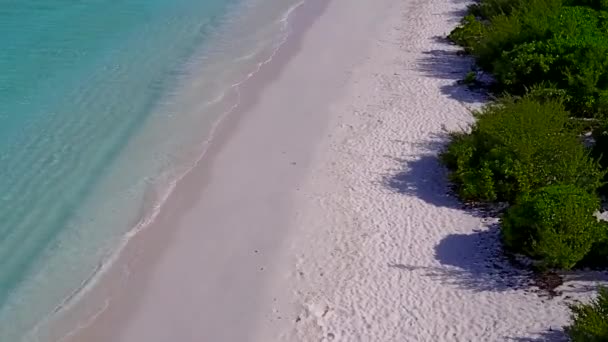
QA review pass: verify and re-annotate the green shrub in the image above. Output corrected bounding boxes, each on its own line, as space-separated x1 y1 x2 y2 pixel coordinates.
592 120 608 196
449 0 608 117
566 287 608 341
501 185 602 269
454 0 562 69
568 0 608 10
525 83 572 103
592 120 608 170
462 71 478 86
492 6 608 117
448 14 486 52
441 96 605 203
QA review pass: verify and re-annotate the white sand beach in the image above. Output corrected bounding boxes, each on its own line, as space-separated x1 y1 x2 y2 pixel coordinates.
60 0 606 341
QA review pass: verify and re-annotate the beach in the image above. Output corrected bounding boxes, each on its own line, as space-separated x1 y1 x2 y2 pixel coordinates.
56 0 605 341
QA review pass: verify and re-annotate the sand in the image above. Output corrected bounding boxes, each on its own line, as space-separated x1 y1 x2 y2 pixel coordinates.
59 0 607 341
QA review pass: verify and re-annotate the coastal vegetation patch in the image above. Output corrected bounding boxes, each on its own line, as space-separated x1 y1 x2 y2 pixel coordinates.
445 0 608 338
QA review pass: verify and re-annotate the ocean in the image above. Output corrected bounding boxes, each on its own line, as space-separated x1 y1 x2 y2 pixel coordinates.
0 0 302 340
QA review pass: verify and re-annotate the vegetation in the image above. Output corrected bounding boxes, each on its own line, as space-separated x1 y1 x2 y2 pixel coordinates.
444 0 608 332
462 71 478 86
565 287 608 341
449 0 608 117
592 121 608 195
441 96 604 204
445 0 608 268
501 185 602 269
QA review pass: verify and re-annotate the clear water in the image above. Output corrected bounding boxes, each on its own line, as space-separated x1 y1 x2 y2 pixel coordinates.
0 0 302 340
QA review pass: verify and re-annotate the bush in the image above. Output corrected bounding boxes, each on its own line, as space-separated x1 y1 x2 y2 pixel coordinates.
592 120 608 169
462 71 478 86
566 287 608 341
441 96 605 203
592 120 608 195
569 0 608 10
449 0 608 117
452 0 562 69
501 185 602 269
492 6 608 117
448 14 486 53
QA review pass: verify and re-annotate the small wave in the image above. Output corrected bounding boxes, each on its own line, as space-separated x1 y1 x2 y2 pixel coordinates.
30 1 309 341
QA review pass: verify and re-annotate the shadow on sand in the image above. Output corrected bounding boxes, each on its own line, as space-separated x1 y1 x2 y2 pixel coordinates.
389 222 532 293
384 150 461 211
434 223 528 291
417 38 488 104
383 138 533 292
507 330 569 342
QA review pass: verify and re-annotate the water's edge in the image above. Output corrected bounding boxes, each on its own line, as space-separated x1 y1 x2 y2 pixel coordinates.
25 1 314 340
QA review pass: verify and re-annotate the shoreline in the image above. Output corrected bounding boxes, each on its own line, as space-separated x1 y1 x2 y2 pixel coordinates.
53 0 335 340
52 0 605 340
14 1 305 340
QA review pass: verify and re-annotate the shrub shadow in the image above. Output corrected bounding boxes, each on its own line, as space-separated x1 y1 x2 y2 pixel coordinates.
507 329 569 342
385 153 461 210
449 8 470 22
416 31 494 105
432 223 533 292
417 48 487 104
558 271 608 296
383 139 532 293
385 148 533 292
383 131 460 206
383 134 496 216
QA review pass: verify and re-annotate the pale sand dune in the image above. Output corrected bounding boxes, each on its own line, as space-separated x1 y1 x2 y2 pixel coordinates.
62 0 605 341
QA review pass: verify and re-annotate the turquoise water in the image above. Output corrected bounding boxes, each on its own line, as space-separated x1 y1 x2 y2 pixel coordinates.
0 0 301 340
